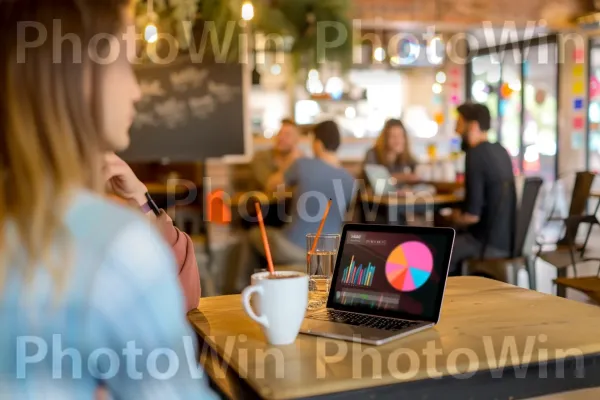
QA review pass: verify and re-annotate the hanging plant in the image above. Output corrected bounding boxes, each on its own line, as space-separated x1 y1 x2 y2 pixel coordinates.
134 0 199 53
134 0 354 71
273 0 354 71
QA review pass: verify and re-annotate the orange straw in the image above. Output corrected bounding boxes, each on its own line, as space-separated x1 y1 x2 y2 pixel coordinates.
307 199 332 265
255 202 275 275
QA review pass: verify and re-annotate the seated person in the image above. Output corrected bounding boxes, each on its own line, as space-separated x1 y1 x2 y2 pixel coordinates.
104 153 201 312
363 118 419 184
0 0 215 396
441 103 516 275
226 121 355 293
251 118 303 191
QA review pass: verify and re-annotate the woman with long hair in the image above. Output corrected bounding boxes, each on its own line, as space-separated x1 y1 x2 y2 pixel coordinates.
364 119 419 183
0 0 215 397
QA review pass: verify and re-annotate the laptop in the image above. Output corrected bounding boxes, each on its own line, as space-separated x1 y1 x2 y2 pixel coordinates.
363 164 399 195
300 223 455 345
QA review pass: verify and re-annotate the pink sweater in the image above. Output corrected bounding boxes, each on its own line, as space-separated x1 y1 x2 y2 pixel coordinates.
156 211 201 311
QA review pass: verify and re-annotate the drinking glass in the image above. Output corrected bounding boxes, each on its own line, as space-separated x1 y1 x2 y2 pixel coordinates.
306 233 340 310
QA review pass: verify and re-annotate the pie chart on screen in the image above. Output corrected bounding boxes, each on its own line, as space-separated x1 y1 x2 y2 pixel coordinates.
385 241 433 292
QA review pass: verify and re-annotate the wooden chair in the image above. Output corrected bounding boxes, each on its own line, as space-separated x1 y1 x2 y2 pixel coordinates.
462 177 543 290
534 171 596 297
551 214 600 301
554 276 600 304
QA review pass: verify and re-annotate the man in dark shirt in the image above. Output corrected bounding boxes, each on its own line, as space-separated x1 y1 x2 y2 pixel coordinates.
445 103 516 275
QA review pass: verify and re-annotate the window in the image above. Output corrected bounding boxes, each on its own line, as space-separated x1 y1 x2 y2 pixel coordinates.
468 37 558 180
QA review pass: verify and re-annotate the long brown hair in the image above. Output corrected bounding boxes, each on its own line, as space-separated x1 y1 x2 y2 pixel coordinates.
0 0 130 291
375 119 416 168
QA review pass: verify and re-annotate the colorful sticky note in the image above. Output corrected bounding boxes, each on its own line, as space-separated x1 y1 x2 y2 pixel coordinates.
451 81 459 89
573 81 584 95
571 131 584 150
499 100 507 116
434 112 445 124
450 68 460 76
573 65 584 77
574 49 585 63
451 108 459 120
574 98 584 110
573 116 584 130
450 94 460 104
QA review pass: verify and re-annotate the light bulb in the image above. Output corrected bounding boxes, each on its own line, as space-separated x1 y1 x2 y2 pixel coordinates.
144 23 158 43
471 80 489 102
373 47 386 62
432 83 442 94
270 64 281 75
509 80 522 91
345 107 356 119
427 36 444 65
241 1 254 21
325 77 344 99
435 71 447 84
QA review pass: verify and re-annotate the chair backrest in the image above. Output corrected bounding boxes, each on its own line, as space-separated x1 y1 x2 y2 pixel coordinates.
561 171 595 244
512 177 544 258
568 171 595 216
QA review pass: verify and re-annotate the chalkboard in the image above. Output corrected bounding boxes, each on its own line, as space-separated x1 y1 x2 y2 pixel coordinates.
120 56 245 162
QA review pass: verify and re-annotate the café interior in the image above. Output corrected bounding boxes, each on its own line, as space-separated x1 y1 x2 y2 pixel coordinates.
9 0 600 399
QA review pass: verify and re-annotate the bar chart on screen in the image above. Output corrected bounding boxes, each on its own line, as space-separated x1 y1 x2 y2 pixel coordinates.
341 255 376 287
335 289 400 309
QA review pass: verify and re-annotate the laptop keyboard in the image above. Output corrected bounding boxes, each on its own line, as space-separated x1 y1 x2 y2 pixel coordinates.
308 310 422 332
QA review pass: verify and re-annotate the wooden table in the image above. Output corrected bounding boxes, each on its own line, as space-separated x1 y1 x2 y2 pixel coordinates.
358 192 464 225
188 277 600 399
531 387 600 399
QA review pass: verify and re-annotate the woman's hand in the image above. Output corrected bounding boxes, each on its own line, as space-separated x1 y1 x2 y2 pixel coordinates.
103 153 148 206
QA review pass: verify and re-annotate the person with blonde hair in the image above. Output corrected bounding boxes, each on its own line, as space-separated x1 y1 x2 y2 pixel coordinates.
0 0 215 397
363 118 419 183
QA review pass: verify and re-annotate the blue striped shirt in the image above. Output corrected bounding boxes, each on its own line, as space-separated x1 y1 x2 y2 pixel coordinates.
0 191 217 399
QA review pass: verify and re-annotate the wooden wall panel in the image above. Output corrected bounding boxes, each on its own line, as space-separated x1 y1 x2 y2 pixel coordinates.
354 0 590 28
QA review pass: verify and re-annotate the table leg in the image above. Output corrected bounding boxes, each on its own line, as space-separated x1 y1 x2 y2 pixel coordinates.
556 267 567 298
581 198 600 254
525 256 537 291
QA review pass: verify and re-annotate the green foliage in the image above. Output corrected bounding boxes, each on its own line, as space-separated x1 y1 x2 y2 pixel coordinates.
135 0 198 50
135 0 354 70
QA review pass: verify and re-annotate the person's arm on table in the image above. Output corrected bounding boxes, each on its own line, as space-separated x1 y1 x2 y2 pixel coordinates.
104 153 201 311
266 154 300 194
391 160 419 183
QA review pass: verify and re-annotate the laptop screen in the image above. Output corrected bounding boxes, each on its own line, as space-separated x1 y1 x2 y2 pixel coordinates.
327 226 454 323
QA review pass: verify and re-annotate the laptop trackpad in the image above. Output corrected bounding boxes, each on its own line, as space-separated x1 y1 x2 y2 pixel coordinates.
301 318 388 339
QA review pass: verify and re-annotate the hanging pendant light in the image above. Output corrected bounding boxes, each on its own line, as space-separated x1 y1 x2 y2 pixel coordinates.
144 0 158 43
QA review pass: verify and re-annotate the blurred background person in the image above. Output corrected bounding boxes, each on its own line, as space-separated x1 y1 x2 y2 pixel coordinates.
0 0 215 397
251 118 303 191
442 103 516 275
363 119 419 183
225 121 355 293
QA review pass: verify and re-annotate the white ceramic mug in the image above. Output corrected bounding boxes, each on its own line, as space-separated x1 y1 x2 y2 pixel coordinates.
241 271 309 345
